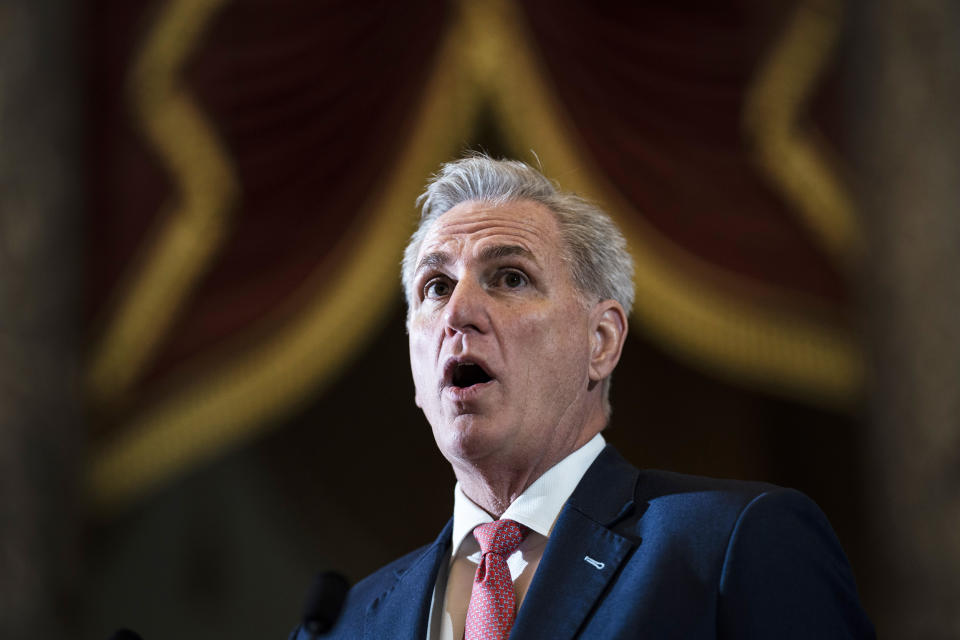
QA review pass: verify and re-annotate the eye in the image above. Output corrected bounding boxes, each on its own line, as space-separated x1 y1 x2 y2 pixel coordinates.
499 269 528 289
423 278 451 299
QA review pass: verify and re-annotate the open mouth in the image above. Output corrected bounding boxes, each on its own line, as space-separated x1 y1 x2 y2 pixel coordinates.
449 362 493 389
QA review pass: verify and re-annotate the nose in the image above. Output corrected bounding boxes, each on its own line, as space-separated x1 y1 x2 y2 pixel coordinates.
443 277 489 336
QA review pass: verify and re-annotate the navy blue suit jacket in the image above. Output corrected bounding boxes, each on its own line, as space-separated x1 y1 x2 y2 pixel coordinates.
290 445 874 639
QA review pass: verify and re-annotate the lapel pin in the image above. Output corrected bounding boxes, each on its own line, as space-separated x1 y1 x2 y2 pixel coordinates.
583 555 605 570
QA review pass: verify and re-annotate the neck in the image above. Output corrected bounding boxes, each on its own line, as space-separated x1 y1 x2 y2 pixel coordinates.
452 426 602 517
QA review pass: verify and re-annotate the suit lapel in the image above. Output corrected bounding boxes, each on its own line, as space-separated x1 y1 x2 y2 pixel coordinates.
511 445 641 640
363 519 452 640
511 506 634 640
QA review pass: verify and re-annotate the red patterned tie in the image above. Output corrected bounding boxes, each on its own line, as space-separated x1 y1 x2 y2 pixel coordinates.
464 519 529 640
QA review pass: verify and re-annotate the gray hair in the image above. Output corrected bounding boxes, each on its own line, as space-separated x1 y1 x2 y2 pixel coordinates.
401 154 635 316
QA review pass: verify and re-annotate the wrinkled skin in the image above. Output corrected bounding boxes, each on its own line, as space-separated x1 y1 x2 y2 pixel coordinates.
407 199 627 515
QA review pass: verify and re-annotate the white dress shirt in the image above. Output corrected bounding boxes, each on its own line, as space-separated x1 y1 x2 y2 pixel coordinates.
426 434 606 640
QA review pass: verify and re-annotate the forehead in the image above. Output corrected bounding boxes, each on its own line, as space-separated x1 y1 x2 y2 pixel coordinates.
418 199 564 262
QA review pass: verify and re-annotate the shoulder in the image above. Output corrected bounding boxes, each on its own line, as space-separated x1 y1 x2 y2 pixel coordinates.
578 444 779 506
617 464 854 571
573 447 825 573
602 466 802 569
628 467 850 558
351 542 438 596
576 451 873 637
288 539 444 640
635 467 780 505
579 445 793 538
633 468 794 529
629 469 874 638
715 486 875 637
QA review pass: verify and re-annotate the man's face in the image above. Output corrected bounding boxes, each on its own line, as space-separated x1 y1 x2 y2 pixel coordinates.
407 199 601 473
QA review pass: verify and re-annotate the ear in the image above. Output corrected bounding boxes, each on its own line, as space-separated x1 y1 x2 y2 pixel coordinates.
588 299 628 384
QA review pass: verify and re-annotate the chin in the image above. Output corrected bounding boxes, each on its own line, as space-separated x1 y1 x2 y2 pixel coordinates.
434 414 504 464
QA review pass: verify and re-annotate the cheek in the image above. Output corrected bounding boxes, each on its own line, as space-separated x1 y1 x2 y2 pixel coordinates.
515 310 590 374
408 336 431 389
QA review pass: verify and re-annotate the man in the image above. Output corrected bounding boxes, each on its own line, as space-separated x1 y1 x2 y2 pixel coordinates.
290 155 874 639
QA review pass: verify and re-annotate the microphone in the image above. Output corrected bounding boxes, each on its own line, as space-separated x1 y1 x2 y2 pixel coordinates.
301 570 350 637
108 629 143 640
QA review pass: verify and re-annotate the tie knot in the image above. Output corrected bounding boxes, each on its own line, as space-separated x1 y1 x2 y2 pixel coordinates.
472 519 528 556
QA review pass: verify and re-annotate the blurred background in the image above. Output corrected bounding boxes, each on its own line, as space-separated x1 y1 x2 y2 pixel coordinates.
1 0 958 637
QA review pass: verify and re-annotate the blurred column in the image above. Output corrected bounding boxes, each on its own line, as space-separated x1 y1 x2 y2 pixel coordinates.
0 1 81 638
848 0 960 636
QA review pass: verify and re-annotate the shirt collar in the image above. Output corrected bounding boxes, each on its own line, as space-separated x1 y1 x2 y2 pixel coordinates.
449 433 606 557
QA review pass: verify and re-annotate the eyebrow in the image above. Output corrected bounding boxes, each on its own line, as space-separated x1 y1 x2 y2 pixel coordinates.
415 244 539 276
415 251 451 275
479 244 537 264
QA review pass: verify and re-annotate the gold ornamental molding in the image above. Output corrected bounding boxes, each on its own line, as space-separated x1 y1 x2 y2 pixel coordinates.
86 0 238 408
87 6 482 510
743 0 862 267
463 0 863 405
88 0 863 511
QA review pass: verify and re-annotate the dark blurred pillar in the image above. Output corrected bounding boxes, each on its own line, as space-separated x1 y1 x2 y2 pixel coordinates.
0 1 81 638
848 1 960 636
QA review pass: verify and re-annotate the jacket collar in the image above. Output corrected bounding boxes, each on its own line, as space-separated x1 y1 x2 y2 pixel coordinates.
362 519 452 640
361 445 640 640
511 444 641 640
565 444 640 527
